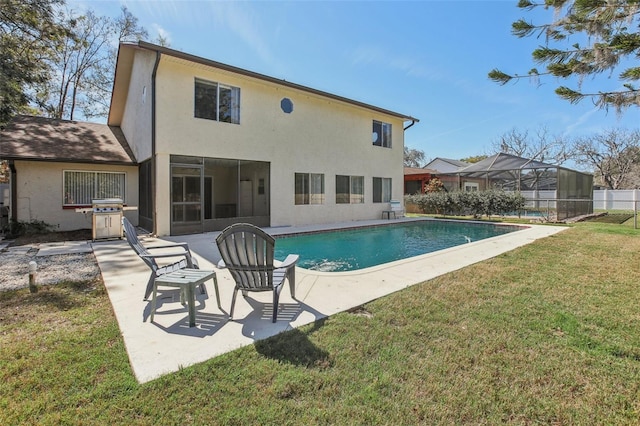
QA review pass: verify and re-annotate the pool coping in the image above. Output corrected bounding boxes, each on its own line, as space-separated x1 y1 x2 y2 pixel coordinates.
92 218 568 383
273 217 525 238
273 217 529 275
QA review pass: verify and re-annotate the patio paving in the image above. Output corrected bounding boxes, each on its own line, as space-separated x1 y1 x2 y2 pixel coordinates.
91 218 567 383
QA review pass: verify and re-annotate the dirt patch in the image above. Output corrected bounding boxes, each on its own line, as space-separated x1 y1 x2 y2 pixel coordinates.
7 229 92 246
0 229 99 292
587 214 634 224
0 252 101 292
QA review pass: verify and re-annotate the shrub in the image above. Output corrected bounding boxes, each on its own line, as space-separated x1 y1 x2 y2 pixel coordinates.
408 190 526 218
4 219 57 238
424 177 445 193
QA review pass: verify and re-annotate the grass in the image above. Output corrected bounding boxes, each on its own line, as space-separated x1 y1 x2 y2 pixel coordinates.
589 213 634 224
2 219 640 424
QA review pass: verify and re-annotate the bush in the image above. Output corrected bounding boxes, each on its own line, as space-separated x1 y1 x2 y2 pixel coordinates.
3 219 57 238
407 190 526 218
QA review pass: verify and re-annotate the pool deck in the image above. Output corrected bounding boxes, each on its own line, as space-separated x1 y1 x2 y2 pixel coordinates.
92 217 567 383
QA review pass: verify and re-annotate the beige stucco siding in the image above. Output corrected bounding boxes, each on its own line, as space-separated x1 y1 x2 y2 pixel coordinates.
13 161 139 231
155 152 171 234
120 49 155 162
142 53 407 235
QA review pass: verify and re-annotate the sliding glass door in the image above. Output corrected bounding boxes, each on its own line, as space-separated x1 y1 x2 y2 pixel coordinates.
171 163 203 234
170 155 270 234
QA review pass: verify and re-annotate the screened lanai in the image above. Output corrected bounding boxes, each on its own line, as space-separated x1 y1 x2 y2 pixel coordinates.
441 152 593 220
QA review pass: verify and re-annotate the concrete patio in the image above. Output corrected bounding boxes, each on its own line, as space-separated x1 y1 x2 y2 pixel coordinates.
91 218 567 383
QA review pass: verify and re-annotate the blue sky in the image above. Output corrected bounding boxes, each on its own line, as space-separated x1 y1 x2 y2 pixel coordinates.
79 0 639 164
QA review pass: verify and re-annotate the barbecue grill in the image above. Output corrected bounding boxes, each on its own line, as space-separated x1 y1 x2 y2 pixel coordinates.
91 198 123 241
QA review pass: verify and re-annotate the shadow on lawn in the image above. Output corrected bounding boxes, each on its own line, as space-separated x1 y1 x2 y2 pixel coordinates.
254 318 332 369
588 214 634 224
0 279 102 314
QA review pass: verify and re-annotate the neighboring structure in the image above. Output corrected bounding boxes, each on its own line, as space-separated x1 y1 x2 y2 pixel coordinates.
0 115 138 231
424 157 470 173
441 152 594 220
0 41 418 235
420 157 470 192
0 183 8 230
403 167 436 194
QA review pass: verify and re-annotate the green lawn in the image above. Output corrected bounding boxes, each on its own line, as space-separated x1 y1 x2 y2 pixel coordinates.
2 219 640 424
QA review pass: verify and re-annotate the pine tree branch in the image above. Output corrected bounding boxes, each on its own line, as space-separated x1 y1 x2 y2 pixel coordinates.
556 85 640 112
488 68 554 85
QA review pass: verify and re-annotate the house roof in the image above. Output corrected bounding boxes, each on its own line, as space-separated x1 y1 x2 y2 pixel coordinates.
0 115 136 165
109 41 419 126
404 167 437 176
426 157 470 169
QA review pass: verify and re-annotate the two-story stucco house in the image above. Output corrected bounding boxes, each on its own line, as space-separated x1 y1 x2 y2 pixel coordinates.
1 41 418 236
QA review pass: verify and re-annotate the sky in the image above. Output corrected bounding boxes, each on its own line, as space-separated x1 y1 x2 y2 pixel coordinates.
77 0 639 165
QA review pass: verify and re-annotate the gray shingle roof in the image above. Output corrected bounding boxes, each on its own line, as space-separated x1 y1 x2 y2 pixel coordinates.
438 158 471 168
404 167 438 175
0 115 136 165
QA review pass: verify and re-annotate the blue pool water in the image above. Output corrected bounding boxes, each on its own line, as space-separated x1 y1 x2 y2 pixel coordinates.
274 220 524 272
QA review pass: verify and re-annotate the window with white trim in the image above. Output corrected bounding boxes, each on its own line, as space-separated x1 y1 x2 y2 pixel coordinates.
63 171 125 206
464 182 479 192
373 177 392 203
295 173 325 205
195 78 240 124
372 120 392 148
336 175 364 204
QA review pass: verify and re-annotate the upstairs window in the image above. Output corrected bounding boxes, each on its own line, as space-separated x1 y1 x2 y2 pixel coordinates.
63 171 125 206
373 177 392 203
336 175 364 204
372 120 392 148
194 78 240 124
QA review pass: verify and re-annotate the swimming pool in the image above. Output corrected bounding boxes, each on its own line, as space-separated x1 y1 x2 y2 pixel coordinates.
274 220 525 272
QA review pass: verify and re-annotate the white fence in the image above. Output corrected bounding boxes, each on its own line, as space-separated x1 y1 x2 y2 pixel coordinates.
520 190 558 209
519 189 640 212
593 189 640 211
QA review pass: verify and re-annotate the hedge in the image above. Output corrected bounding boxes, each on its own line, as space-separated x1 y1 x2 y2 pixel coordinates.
405 190 526 218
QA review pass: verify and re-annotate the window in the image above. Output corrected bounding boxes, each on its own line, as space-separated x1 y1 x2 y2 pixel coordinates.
373 177 392 203
336 175 364 204
295 173 324 205
63 171 125 205
372 120 392 148
194 78 240 124
464 182 479 192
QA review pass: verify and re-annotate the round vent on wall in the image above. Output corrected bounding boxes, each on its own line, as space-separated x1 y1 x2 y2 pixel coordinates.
281 98 293 114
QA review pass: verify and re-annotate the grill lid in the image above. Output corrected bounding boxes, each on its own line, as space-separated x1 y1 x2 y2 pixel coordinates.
92 198 124 212
92 198 123 206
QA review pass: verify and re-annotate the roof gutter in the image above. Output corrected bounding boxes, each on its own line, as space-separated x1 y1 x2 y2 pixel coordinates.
403 119 417 131
134 41 419 123
151 50 161 236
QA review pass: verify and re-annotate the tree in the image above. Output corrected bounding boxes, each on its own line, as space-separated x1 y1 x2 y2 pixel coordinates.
81 6 149 119
404 146 426 168
0 0 66 127
572 128 640 189
489 0 640 112
424 177 445 193
491 126 569 165
0 160 9 183
36 6 148 120
460 155 487 164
